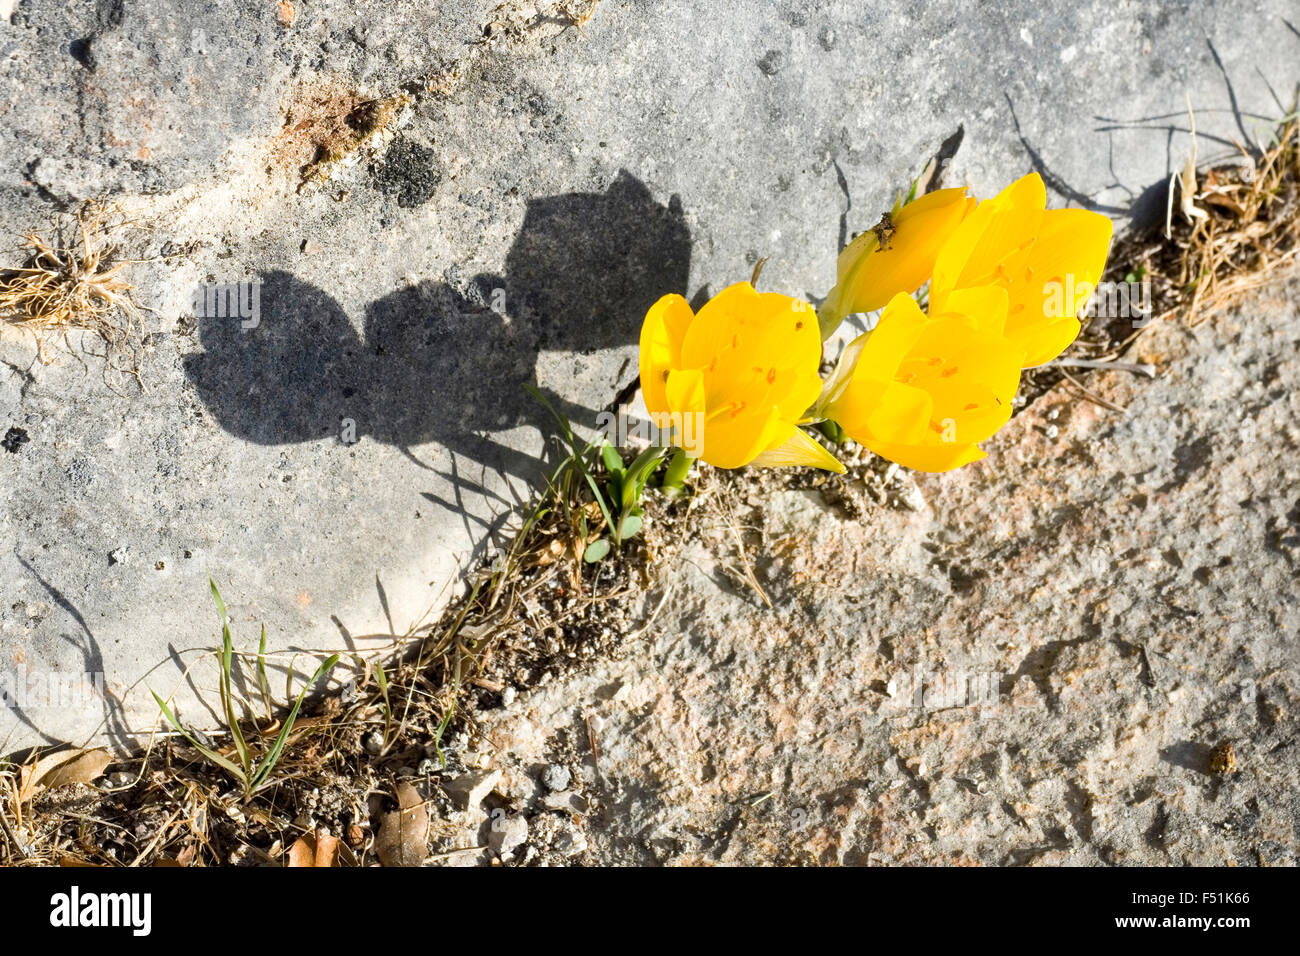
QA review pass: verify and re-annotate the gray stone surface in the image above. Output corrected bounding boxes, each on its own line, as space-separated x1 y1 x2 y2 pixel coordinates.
472 277 1300 865
2 0 1298 750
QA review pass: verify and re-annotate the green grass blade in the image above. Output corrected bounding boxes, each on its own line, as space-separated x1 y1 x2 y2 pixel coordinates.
211 578 249 768
249 654 339 791
255 624 273 717
526 383 616 530
149 689 247 780
209 577 227 622
376 659 392 744
218 610 251 776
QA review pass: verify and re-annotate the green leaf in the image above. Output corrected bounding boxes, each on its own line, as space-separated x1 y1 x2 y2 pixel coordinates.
583 539 611 563
618 513 643 540
817 420 848 445
601 443 624 476
528 386 617 537
660 448 694 490
209 578 228 623
621 446 666 510
214 596 251 777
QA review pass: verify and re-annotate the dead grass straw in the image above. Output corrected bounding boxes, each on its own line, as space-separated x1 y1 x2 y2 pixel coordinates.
0 202 145 380
1022 103 1299 402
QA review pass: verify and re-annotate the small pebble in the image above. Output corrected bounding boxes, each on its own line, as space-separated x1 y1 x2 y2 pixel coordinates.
442 769 500 811
553 824 587 857
541 763 571 792
488 813 528 858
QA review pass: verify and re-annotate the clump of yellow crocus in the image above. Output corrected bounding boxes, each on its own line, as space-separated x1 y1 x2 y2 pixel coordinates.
636 172 1113 479
640 282 844 472
817 186 975 339
930 172 1113 367
822 290 1024 472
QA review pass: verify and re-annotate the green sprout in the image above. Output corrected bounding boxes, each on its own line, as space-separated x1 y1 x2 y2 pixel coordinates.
150 580 338 799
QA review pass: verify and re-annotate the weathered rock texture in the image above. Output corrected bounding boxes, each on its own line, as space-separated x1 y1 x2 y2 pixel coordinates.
472 278 1300 866
1 0 1297 753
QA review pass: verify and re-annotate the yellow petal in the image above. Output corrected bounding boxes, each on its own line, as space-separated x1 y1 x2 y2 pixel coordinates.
903 314 1024 405
854 293 929 379
823 295 932 441
659 367 706 454
680 281 758 369
1014 318 1082 369
772 365 826 423
863 438 987 473
936 284 1010 337
664 367 705 416
822 188 974 324
831 378 933 446
750 428 846 473
702 404 785 469
917 378 1013 445
639 294 695 414
681 284 824 429
1005 207 1113 365
931 172 1046 307
864 380 935 444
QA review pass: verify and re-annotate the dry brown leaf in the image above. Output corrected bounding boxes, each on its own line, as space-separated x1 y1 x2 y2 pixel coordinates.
375 781 429 866
287 830 350 867
18 747 113 802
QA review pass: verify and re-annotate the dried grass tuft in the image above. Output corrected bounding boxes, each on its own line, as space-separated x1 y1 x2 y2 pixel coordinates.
0 202 145 378
1023 103 1300 405
1128 106 1299 331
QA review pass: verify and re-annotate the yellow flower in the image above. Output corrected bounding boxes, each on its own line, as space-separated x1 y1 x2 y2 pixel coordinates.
930 172 1113 368
639 282 843 472
823 290 1023 472
818 187 975 337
